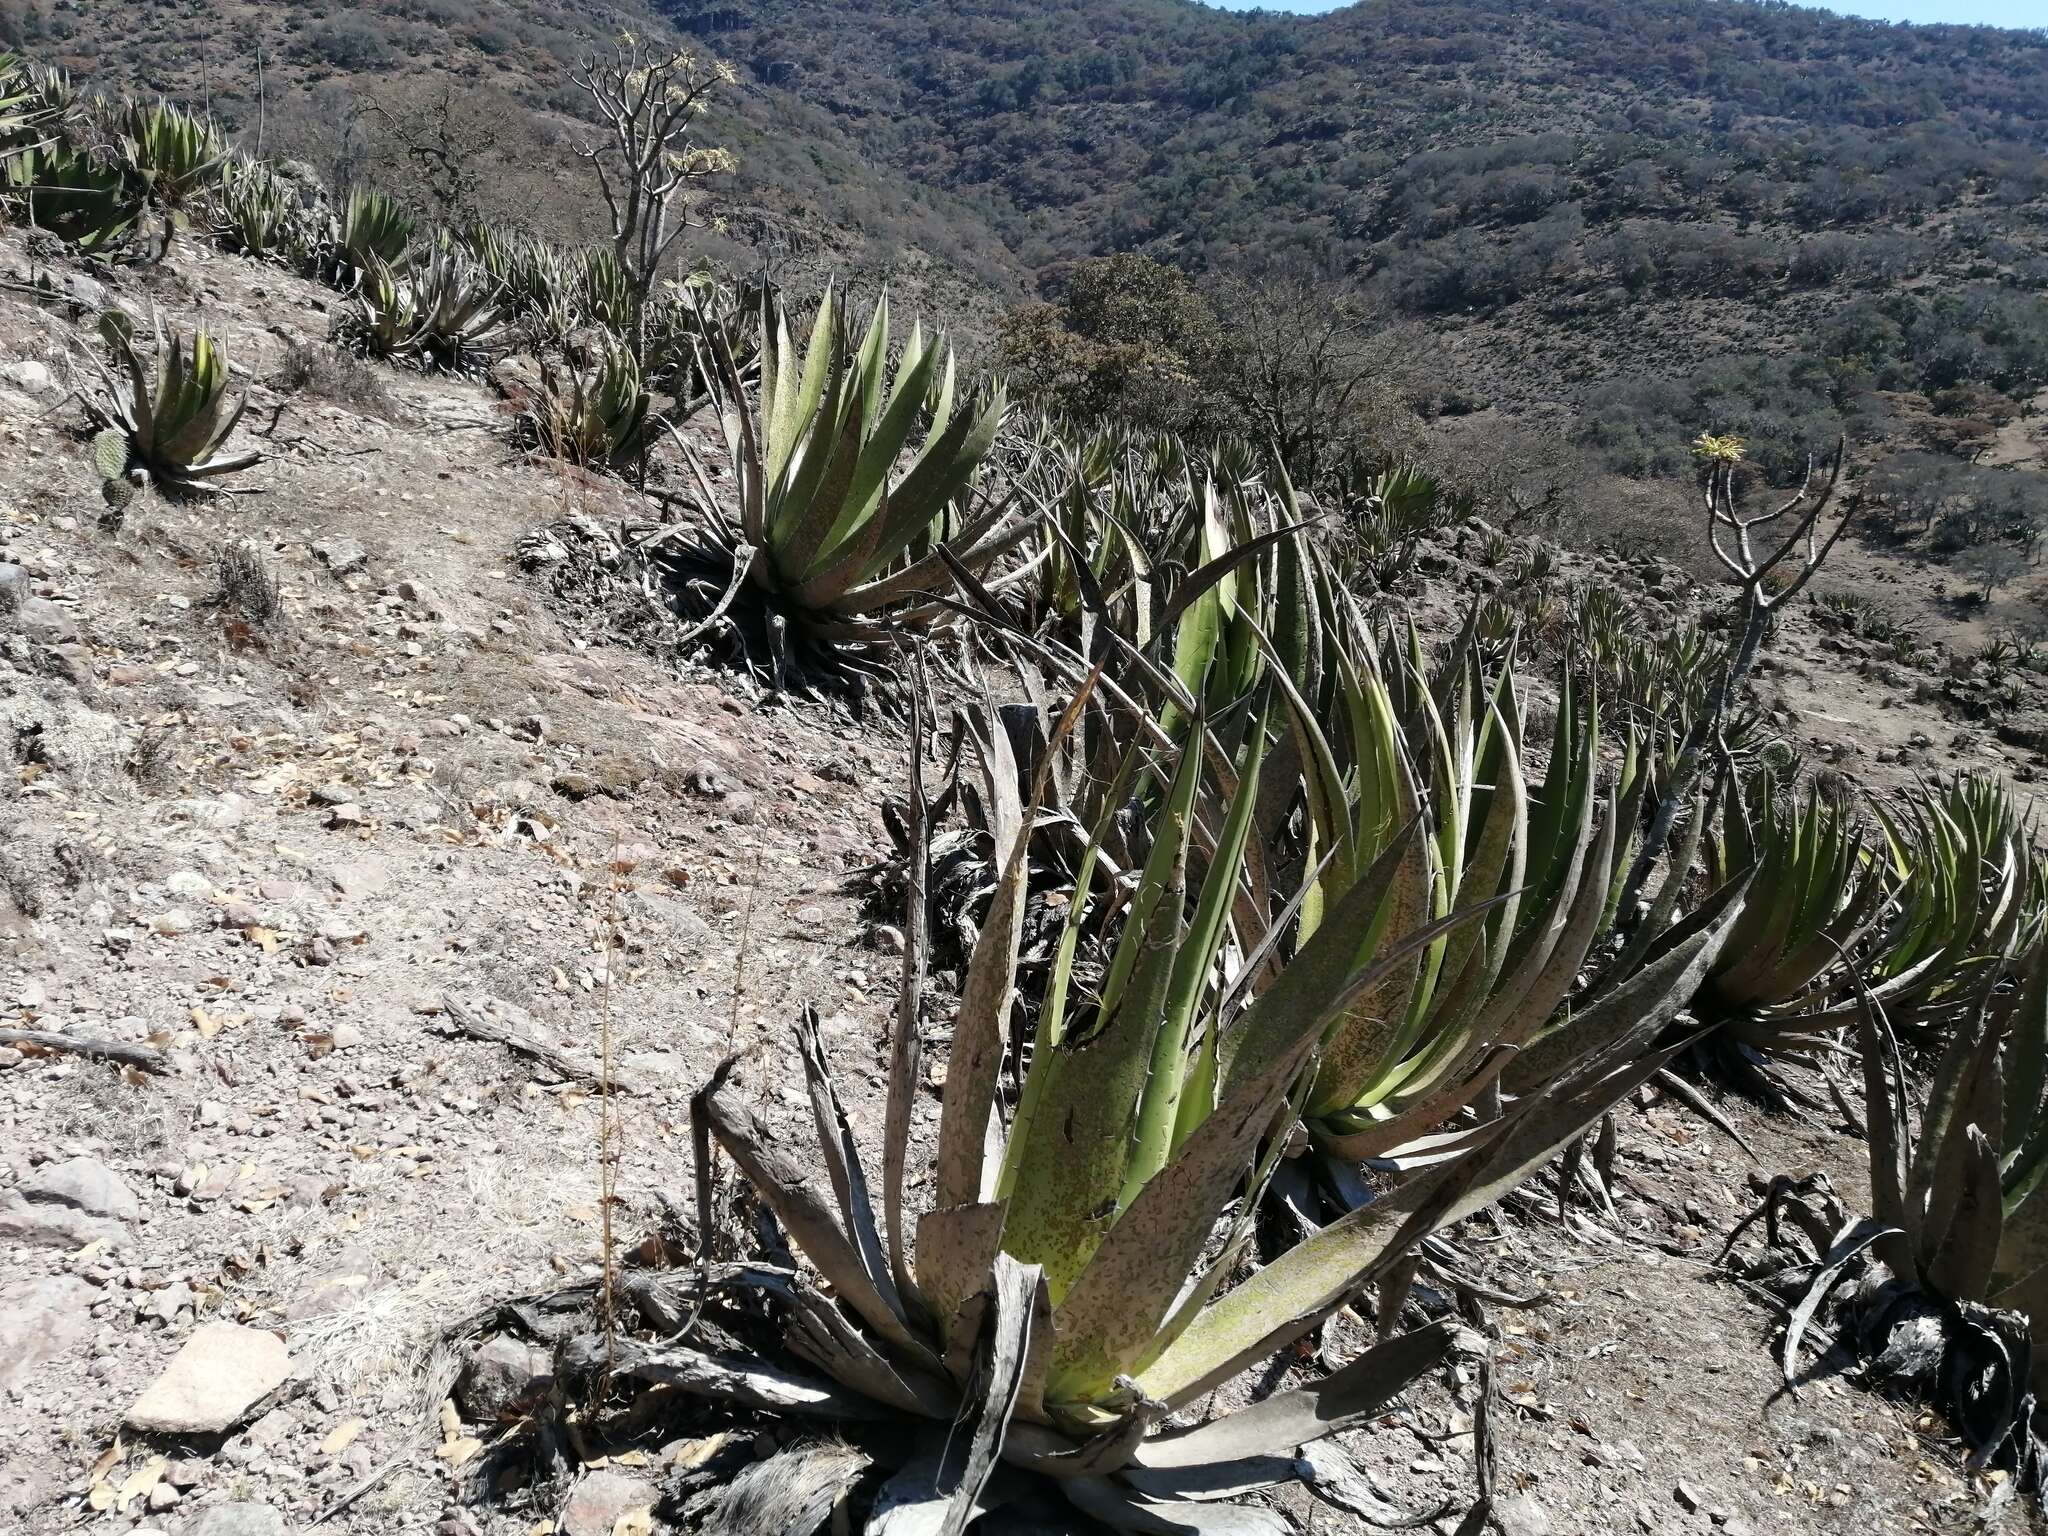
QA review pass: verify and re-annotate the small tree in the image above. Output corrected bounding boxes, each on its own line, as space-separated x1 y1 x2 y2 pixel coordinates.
572 36 735 345
1958 543 2026 602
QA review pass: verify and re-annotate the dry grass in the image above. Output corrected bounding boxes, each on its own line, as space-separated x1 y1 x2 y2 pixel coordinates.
272 341 400 418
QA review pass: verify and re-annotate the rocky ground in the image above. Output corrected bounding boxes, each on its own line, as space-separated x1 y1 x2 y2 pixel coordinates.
1 227 2042 1536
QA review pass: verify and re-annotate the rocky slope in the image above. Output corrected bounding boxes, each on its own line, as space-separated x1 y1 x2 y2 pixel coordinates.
0 230 2039 1536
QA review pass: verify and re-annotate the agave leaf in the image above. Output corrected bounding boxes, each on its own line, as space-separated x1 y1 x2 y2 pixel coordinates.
933 709 1028 1212
1925 1126 2005 1306
1135 1165 1455 1410
1130 1319 1456 1473
1058 1480 1292 1536
1854 992 1920 1278
925 1252 1041 1536
886 661 932 1303
794 1005 908 1328
692 1054 930 1365
1000 720 1204 1301
1780 1217 1897 1389
917 1201 1007 1367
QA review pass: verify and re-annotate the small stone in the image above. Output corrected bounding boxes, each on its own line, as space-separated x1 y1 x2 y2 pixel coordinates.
126 1322 291 1435
148 1481 181 1511
326 803 366 830
327 859 390 899
509 713 547 743
457 1335 555 1422
1495 1494 1553 1536
0 359 54 394
551 771 598 800
311 538 368 577
0 1275 96 1389
723 790 758 824
330 1023 364 1051
560 1470 654 1536
15 596 76 645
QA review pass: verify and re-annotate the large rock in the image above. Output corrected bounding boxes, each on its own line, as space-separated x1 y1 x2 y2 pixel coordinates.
21 1156 141 1222
127 1323 291 1435
0 359 54 395
0 1275 95 1389
178 1504 290 1536
456 1335 554 1422
0 1192 127 1249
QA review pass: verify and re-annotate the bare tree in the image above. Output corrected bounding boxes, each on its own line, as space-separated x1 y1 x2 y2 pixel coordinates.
1616 436 1850 920
360 82 495 224
1209 275 1413 488
572 38 735 346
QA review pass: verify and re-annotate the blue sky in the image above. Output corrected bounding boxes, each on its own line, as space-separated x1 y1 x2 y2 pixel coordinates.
1202 0 2043 24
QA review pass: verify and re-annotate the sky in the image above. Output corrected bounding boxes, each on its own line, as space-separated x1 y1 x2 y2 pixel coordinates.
1202 0 2044 25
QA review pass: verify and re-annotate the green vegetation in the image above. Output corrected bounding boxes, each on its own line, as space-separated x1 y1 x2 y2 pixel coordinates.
81 313 259 496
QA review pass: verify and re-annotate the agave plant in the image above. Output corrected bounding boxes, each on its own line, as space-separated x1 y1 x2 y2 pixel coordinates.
1737 951 2048 1478
4 142 139 251
524 664 1743 1534
1866 772 2040 1046
116 98 225 213
1682 773 1897 1107
325 185 413 285
213 157 305 262
82 312 259 496
527 335 651 468
335 248 506 373
1 52 70 159
659 286 1025 686
577 243 637 332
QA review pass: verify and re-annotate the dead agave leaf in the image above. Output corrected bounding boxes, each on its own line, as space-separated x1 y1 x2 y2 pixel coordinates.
115 1454 166 1512
666 1432 730 1470
436 1437 483 1467
322 1417 366 1456
192 1008 221 1039
611 1509 653 1536
437 1398 461 1443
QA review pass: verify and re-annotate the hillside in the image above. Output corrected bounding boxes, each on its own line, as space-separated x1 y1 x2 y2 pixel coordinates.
0 220 2035 1536
10 11 2048 1536
653 0 2048 464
